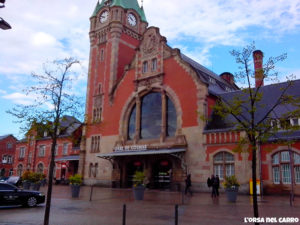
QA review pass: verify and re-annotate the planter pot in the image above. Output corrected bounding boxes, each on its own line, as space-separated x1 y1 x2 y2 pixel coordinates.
133 186 145 200
225 187 239 202
71 184 81 198
31 182 41 191
23 181 31 190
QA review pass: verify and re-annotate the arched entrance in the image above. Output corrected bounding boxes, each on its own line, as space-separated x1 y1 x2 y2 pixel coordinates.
126 160 143 188
152 160 172 189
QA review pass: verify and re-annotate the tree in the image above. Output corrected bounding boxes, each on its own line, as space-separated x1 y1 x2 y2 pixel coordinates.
7 58 84 225
212 43 300 225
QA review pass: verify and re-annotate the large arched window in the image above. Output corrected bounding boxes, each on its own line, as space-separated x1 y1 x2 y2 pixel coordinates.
141 92 162 139
127 91 177 140
213 152 234 180
272 151 300 184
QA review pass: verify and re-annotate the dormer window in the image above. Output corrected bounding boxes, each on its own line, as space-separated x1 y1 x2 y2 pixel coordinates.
142 61 148 73
291 118 299 126
209 77 216 84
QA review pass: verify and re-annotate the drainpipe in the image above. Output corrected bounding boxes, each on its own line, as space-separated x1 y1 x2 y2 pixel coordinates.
288 143 295 206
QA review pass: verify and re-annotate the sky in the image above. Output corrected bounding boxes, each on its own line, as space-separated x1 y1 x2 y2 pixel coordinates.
0 0 300 139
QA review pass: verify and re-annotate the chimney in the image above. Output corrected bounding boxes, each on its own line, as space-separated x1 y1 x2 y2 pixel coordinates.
253 50 264 88
220 72 234 85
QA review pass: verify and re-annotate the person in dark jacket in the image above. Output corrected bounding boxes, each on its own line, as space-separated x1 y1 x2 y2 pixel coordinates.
185 174 193 196
215 175 220 196
211 175 217 198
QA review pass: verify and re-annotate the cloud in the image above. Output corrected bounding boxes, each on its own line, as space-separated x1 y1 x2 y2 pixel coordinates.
32 32 57 47
144 0 300 46
3 92 35 105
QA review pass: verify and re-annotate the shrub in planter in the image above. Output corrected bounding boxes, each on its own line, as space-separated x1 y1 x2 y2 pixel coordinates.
69 174 82 198
132 171 146 200
223 175 240 202
21 171 32 189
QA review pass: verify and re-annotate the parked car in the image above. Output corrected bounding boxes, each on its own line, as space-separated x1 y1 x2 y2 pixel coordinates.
0 182 45 207
0 177 8 182
6 176 22 187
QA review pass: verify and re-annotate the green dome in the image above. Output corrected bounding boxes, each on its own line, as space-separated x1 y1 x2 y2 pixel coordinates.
92 0 147 23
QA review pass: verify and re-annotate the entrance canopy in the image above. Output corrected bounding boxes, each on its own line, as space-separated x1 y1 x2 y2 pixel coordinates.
96 148 186 160
55 155 79 162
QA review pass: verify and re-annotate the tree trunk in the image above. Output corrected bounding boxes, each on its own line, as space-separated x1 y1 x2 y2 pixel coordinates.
43 136 57 225
251 142 259 225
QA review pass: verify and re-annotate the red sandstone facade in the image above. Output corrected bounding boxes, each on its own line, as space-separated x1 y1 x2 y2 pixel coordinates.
0 135 17 177
80 0 300 194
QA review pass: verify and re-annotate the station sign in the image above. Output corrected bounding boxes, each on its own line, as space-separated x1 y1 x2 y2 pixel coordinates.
114 145 147 152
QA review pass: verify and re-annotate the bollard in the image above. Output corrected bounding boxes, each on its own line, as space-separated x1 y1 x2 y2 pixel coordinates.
89 185 94 201
175 204 178 225
123 204 126 225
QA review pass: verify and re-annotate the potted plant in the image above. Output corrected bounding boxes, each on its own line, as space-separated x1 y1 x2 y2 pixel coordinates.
223 175 240 202
21 171 32 189
69 174 82 198
132 171 146 200
31 172 44 191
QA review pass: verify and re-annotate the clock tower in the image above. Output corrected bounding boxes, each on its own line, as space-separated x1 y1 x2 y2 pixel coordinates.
80 0 148 176
88 0 148 101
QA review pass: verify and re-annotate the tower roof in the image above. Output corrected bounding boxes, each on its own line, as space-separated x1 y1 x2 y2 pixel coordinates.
92 0 147 22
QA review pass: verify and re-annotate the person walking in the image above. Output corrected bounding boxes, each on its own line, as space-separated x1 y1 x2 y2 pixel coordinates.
211 174 217 198
185 174 193 196
215 175 220 196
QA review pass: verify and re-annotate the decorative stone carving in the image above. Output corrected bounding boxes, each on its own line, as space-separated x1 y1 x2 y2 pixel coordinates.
142 32 158 55
134 73 164 90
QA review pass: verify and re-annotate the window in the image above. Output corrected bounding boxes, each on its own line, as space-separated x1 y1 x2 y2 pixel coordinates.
17 164 23 176
91 136 100 153
19 147 25 159
9 169 13 176
63 143 68 155
151 58 157 72
100 49 105 61
7 155 12 164
7 142 12 149
291 118 299 126
2 155 7 163
142 61 148 73
37 163 44 174
38 145 46 157
272 151 300 184
128 92 177 140
93 107 102 122
213 152 235 180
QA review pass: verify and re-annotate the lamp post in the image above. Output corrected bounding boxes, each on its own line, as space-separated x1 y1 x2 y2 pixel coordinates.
0 0 11 30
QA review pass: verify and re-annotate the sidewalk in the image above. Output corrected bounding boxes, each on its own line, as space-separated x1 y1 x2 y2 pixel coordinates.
0 185 299 225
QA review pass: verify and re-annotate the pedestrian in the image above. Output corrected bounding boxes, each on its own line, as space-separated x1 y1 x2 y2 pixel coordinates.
207 176 212 188
211 174 217 198
215 175 220 196
185 174 193 196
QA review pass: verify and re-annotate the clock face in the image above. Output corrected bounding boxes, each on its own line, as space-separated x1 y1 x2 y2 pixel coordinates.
127 13 137 26
100 11 109 23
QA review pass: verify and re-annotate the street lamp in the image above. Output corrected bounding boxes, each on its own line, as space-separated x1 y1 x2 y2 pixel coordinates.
0 0 11 30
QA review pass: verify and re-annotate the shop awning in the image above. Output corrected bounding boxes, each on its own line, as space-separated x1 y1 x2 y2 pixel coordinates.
96 148 186 160
55 155 79 162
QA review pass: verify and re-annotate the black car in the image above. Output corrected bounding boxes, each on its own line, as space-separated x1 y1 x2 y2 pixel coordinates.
0 182 45 207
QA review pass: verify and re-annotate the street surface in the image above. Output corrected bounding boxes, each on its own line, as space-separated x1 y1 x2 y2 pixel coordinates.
0 185 299 225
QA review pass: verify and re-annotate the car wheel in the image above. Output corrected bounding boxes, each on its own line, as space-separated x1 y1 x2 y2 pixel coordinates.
27 196 37 207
